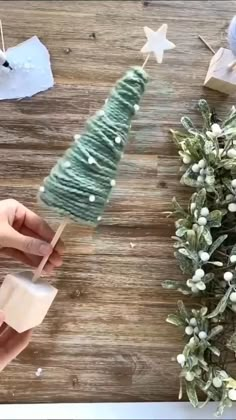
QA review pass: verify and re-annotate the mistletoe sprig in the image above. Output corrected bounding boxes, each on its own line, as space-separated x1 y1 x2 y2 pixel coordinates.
162 100 236 416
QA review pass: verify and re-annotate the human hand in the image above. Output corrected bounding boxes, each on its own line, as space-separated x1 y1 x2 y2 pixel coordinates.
0 311 31 371
0 199 64 273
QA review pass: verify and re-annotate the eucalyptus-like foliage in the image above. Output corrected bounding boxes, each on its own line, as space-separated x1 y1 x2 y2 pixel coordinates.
163 100 236 415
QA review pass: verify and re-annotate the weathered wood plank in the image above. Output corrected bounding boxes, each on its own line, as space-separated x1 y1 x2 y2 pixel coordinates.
0 0 235 405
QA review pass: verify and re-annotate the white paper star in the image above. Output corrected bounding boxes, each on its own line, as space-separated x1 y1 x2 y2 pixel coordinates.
141 24 175 64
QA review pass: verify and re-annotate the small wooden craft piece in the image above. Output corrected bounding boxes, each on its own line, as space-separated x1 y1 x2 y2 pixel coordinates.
204 16 236 94
0 272 57 333
204 48 236 94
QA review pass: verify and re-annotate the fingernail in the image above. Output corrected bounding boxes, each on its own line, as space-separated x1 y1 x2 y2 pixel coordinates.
39 243 52 256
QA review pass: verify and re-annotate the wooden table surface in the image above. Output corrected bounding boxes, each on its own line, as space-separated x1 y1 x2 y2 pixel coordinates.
0 0 235 404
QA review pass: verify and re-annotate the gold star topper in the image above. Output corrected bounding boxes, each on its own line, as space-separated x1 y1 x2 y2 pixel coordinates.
141 24 175 65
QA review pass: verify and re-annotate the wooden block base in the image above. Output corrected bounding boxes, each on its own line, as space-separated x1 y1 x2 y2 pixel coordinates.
0 271 58 333
204 48 236 94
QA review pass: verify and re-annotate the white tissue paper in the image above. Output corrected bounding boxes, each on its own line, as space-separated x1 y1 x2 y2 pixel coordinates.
0 36 54 100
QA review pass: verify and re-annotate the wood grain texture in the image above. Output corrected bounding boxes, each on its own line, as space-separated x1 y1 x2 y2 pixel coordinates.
0 0 235 404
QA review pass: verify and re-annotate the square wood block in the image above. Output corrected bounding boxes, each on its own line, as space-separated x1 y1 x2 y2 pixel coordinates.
0 271 58 333
204 48 236 94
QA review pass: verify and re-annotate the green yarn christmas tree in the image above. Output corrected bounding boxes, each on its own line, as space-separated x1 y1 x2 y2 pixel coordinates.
39 67 148 226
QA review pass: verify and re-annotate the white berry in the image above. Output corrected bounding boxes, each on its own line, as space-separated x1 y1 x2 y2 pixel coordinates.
230 255 236 263
192 163 200 173
89 194 95 202
205 175 215 185
185 326 194 336
230 292 236 303
199 331 207 340
88 156 96 165
200 168 205 175
187 279 193 287
197 175 204 183
195 268 205 278
115 136 121 144
228 203 236 212
224 272 233 282
189 317 197 327
227 148 236 159
199 251 210 262
200 207 209 217
39 185 45 193
211 123 222 136
177 354 186 365
198 217 207 226
198 159 206 169
228 389 236 401
231 179 236 188
63 161 71 168
232 304 236 312
192 223 198 231
213 377 222 388
226 194 234 201
196 281 206 291
183 154 191 164
73 134 81 141
97 216 102 221
134 104 140 113
185 371 194 382
110 179 116 187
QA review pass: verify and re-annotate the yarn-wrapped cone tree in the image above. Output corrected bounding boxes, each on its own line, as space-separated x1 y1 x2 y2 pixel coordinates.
39 66 148 226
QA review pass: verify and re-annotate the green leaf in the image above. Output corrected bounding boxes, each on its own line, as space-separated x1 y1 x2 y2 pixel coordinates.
209 235 228 256
176 227 188 237
207 210 223 228
223 107 236 128
166 314 185 327
172 197 186 217
170 129 187 145
202 228 213 246
208 325 224 339
186 381 198 408
181 116 196 133
175 250 194 274
204 273 215 283
162 280 191 295
177 301 189 320
200 306 208 317
181 173 199 188
208 287 233 319
230 244 236 257
197 99 212 128
187 230 196 248
178 248 198 262
209 346 221 357
194 189 206 211
204 140 214 155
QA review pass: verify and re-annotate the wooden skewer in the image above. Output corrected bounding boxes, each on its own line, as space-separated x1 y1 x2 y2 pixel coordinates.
32 218 68 283
0 20 5 53
198 35 215 55
142 53 150 69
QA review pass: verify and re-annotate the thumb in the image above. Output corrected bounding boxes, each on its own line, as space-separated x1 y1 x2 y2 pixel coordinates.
4 226 52 256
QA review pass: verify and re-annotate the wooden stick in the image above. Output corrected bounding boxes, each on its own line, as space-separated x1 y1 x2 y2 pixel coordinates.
198 35 215 55
142 53 150 69
0 20 5 53
32 218 68 283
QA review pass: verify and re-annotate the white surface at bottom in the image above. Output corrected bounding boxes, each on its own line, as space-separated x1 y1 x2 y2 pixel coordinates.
0 402 235 419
